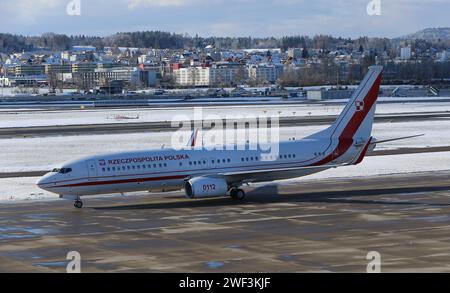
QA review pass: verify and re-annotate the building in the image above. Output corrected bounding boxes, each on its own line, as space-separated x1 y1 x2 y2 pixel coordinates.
98 80 124 95
0 77 11 87
132 68 157 87
247 64 284 84
9 64 46 76
97 63 125 70
173 67 211 87
138 54 148 64
307 89 354 101
210 62 245 86
74 67 132 88
400 46 412 60
287 48 302 59
74 67 156 89
9 75 48 86
72 63 98 73
438 49 450 61
44 64 73 74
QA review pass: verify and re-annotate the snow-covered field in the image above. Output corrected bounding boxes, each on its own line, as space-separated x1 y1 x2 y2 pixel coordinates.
0 120 446 173
0 101 449 128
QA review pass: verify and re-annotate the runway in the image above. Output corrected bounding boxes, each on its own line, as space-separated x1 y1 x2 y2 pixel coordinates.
1 112 450 138
1 170 450 272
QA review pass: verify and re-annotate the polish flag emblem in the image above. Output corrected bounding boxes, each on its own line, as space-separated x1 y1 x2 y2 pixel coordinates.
355 101 364 112
99 159 106 166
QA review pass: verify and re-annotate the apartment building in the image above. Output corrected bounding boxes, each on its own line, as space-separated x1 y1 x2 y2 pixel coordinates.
247 64 284 83
173 67 211 87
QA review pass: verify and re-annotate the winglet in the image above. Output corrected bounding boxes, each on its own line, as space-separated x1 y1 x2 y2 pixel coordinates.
187 129 199 148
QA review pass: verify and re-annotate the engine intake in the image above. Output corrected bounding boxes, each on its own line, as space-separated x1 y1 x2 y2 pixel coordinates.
184 176 228 198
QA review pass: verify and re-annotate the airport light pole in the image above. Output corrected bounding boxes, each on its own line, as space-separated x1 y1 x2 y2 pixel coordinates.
1 75 3 99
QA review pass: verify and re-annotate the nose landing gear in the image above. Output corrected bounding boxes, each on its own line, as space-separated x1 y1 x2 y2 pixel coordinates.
59 195 84 209
74 200 83 209
74 196 83 209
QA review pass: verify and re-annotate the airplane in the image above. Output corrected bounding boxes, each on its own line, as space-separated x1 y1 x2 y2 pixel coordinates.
36 66 421 208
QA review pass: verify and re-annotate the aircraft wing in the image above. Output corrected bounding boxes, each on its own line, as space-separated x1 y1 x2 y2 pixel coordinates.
219 163 346 178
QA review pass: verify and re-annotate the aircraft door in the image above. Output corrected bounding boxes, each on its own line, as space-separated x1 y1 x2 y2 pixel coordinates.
87 160 98 180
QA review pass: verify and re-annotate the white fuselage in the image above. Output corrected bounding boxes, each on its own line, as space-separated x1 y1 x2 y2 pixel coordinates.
36 137 360 197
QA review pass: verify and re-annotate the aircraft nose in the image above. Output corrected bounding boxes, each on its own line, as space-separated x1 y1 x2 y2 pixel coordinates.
36 174 52 189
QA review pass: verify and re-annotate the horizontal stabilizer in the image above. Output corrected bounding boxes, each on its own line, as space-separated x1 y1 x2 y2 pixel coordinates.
372 134 424 145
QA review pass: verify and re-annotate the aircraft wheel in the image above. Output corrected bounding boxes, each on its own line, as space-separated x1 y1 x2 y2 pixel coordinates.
230 189 245 200
74 200 83 209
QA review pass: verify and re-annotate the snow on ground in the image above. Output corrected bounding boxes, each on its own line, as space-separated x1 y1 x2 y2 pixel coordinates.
1 151 450 203
0 101 450 128
299 151 450 182
0 177 57 202
0 119 447 173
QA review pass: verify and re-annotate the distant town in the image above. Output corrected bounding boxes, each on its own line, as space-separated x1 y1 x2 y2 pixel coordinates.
1 28 450 99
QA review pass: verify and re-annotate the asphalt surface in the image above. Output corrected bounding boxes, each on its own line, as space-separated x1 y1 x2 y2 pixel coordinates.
1 170 450 272
1 112 449 138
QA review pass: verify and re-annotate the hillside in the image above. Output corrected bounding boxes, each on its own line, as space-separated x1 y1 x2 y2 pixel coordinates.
401 27 450 41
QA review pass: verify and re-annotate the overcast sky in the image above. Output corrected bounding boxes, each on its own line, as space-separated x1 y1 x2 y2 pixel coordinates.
2 0 449 38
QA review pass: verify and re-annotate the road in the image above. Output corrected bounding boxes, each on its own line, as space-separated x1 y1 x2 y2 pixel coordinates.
1 171 450 272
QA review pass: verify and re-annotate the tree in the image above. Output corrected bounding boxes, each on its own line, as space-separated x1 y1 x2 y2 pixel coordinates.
48 71 57 93
234 66 246 86
277 67 301 87
359 45 364 53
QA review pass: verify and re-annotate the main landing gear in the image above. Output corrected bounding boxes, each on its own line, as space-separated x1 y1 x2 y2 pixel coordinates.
230 188 246 201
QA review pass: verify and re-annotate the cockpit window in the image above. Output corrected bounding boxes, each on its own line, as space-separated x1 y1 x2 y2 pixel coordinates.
51 168 72 174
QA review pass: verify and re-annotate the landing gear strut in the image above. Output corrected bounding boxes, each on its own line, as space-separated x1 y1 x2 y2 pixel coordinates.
230 189 246 200
74 196 83 209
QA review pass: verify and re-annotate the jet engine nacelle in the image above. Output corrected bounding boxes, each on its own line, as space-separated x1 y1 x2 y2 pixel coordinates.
184 176 228 198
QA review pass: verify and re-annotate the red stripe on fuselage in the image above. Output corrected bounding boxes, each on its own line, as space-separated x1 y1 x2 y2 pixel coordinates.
353 137 373 165
48 174 187 188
